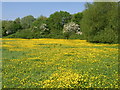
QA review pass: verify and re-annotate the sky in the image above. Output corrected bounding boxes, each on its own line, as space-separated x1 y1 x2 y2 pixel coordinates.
1 0 94 2
2 2 86 20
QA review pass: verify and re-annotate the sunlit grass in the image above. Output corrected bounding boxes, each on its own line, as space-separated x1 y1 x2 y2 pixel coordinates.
2 38 118 88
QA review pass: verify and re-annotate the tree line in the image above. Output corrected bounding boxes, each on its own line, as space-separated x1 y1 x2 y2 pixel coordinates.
1 2 119 44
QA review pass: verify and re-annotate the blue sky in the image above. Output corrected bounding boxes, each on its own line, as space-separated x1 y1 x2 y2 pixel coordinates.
2 2 86 20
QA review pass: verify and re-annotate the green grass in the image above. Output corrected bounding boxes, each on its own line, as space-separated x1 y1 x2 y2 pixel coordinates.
2 38 118 88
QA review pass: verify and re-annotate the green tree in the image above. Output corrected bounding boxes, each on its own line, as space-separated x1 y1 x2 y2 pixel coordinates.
63 22 81 39
71 12 83 25
2 20 8 36
14 17 21 24
47 11 72 34
2 18 22 36
13 17 22 32
2 20 14 36
21 15 35 29
0 20 2 37
39 23 50 35
81 2 118 43
31 15 47 31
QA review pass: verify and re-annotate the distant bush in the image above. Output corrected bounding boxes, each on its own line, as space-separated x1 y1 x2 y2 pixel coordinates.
40 23 50 34
6 29 40 39
69 34 85 40
93 28 118 43
63 22 82 39
63 22 80 33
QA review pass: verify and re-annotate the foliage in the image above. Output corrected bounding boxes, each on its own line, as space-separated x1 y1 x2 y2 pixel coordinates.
93 28 118 43
6 29 38 39
63 22 80 33
63 22 81 39
2 2 119 44
0 20 2 38
46 11 72 34
31 16 47 31
21 15 35 29
2 21 13 36
2 20 22 36
14 17 21 24
71 12 83 25
6 28 50 39
69 34 85 40
39 23 50 34
81 2 118 43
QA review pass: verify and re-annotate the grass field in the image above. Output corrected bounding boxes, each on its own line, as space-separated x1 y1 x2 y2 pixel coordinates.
2 38 118 88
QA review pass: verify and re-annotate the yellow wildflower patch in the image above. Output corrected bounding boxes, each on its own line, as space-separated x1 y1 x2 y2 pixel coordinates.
2 38 118 88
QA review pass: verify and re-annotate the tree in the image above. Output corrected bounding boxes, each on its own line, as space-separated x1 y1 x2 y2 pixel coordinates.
14 17 21 24
2 20 14 36
71 12 83 25
2 20 8 36
0 20 2 37
31 15 47 31
21 15 35 29
39 23 50 34
47 11 72 34
13 17 22 32
63 22 81 39
81 2 118 43
2 18 22 36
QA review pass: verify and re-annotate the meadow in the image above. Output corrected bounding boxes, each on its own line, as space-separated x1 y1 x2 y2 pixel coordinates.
2 38 118 88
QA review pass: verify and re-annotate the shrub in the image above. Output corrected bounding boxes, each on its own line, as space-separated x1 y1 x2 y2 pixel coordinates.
63 22 81 39
93 28 118 43
40 23 50 34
